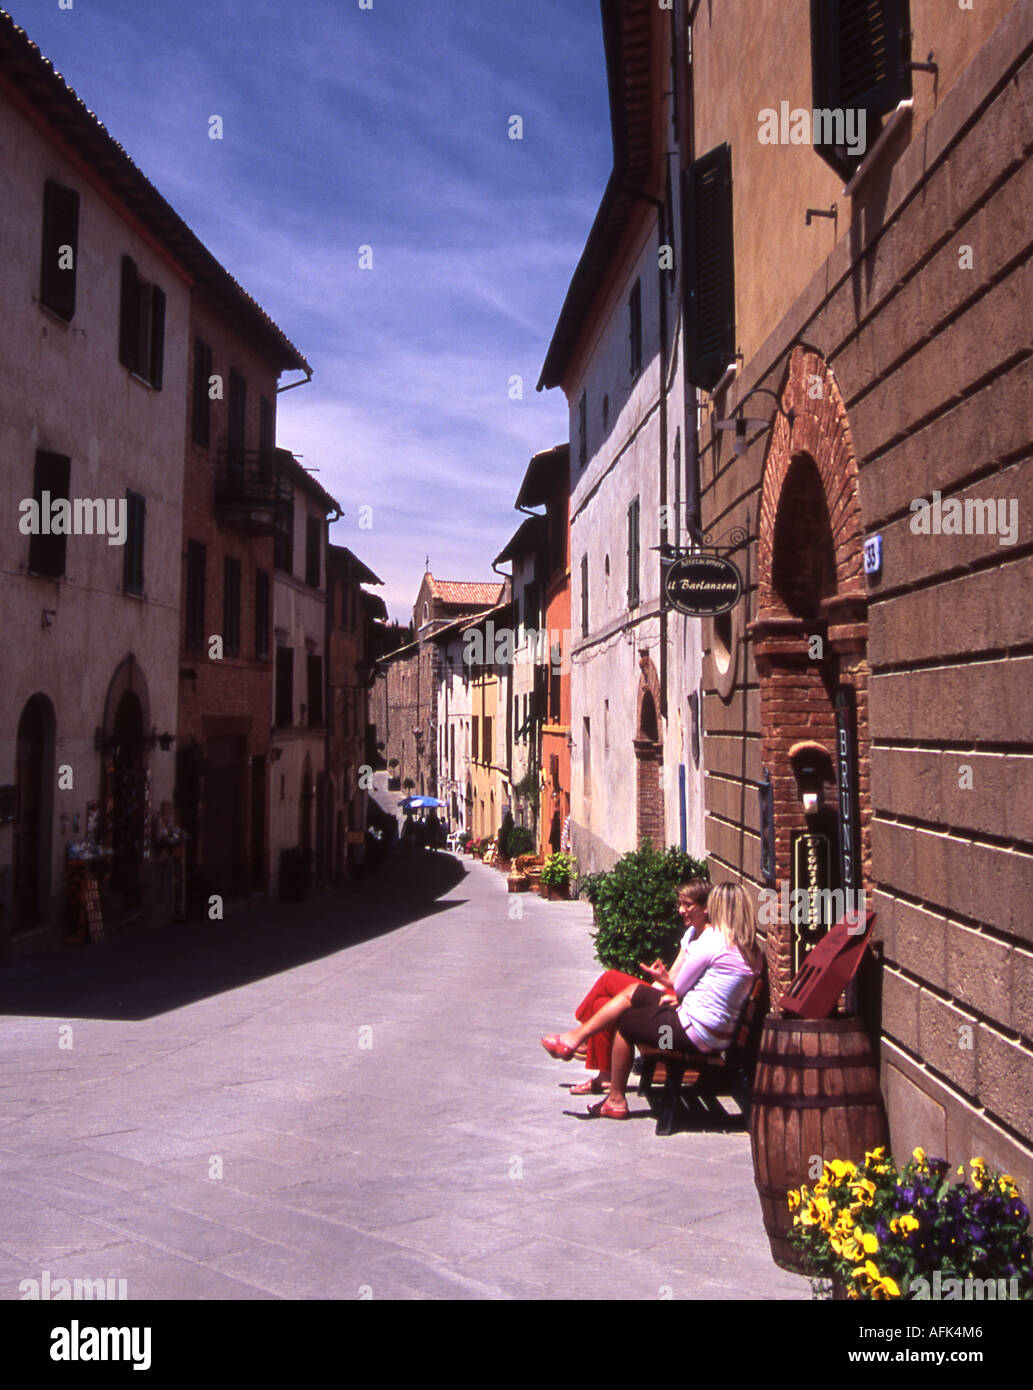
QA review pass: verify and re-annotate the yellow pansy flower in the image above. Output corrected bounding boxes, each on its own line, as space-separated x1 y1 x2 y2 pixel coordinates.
912 1147 927 1166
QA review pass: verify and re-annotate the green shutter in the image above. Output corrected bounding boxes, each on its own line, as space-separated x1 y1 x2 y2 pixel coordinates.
685 145 735 392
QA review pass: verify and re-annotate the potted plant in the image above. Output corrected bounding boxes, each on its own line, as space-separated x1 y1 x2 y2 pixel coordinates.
788 1148 1033 1300
581 843 708 973
540 852 576 899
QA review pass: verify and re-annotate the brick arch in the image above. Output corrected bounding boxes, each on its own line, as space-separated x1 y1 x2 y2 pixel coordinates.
634 649 664 849
758 346 866 619
749 347 871 1008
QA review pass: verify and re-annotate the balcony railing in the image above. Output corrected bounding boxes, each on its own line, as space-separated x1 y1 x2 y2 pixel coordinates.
214 445 292 533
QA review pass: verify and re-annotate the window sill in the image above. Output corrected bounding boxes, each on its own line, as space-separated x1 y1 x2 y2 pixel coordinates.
842 100 913 198
37 300 74 329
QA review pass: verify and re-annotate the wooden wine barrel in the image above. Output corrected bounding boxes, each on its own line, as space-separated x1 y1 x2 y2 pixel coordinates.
749 1015 889 1272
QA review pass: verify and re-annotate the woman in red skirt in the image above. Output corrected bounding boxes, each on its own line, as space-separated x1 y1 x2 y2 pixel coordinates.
545 879 710 1095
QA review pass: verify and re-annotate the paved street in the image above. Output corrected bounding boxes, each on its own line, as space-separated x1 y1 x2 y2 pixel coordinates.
0 793 810 1301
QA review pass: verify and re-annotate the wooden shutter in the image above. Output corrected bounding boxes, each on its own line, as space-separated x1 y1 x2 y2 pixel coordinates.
223 556 241 656
148 286 165 388
580 554 589 637
255 569 270 659
627 497 640 607
684 145 735 392
40 181 79 321
123 491 145 595
119 256 138 370
28 450 71 578
185 541 206 650
629 280 642 378
192 338 212 446
811 0 911 176
228 369 247 453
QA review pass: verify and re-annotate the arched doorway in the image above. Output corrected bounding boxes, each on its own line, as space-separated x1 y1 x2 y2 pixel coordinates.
634 650 664 848
109 690 146 901
750 347 871 1008
300 759 313 858
13 694 56 930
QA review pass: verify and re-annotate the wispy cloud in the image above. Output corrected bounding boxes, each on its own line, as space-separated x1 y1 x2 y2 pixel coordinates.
10 0 609 617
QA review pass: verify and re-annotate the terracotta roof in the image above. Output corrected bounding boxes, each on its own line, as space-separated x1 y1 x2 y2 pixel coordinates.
328 544 383 586
428 578 505 607
514 443 570 511
276 449 341 516
0 10 309 374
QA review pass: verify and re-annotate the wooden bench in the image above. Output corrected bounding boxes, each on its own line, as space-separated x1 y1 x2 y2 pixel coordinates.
636 966 769 1136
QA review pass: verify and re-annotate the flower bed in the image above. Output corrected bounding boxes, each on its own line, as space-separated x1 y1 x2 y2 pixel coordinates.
789 1147 1033 1300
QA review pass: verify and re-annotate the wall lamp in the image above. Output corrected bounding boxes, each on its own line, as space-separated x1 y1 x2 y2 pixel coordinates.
715 386 795 456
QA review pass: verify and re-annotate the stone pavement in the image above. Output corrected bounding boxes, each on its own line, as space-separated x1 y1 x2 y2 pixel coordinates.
0 819 811 1301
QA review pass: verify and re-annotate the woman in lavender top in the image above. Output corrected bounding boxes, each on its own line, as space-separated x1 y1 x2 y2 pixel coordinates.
541 882 760 1119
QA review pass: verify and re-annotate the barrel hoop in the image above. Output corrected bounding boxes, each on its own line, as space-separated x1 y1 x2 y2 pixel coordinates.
750 1089 886 1109
755 1052 876 1070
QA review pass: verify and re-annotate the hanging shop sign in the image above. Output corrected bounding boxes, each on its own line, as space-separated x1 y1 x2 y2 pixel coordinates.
835 687 861 900
790 831 832 975
663 553 743 617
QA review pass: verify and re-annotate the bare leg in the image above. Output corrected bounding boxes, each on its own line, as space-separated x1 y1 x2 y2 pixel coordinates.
553 983 639 1052
603 1031 636 1110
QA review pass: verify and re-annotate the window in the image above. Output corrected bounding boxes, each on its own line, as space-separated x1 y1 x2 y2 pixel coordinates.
28 450 71 578
118 256 165 387
580 554 589 637
307 654 323 726
223 556 241 657
192 338 213 446
602 394 609 431
810 0 911 178
185 541 206 650
228 369 246 454
471 716 480 763
549 645 561 725
255 569 270 659
627 496 641 608
274 496 294 573
483 717 492 764
684 144 735 392
275 646 294 728
629 279 642 379
40 180 79 321
259 394 274 473
578 391 587 469
123 490 145 596
305 515 321 588
583 717 592 799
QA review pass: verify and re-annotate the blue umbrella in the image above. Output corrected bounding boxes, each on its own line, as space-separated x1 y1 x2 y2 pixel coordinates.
400 796 444 811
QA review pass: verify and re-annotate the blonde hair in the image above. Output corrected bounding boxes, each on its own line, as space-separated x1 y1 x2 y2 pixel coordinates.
706 882 758 967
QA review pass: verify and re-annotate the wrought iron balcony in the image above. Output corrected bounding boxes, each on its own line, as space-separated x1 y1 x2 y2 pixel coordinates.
214 445 291 534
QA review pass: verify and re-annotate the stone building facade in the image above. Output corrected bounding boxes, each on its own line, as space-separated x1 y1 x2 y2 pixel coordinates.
678 0 1033 1182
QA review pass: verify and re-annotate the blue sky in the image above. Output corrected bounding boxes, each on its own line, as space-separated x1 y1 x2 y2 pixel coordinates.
9 0 610 619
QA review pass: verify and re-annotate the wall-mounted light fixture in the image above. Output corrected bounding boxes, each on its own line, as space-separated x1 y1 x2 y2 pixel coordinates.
715 386 795 457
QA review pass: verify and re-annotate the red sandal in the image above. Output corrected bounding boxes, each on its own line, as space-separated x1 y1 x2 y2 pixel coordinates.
541 1034 577 1061
587 1098 630 1120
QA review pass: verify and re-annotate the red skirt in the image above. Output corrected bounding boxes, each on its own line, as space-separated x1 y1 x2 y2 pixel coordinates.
575 969 642 1072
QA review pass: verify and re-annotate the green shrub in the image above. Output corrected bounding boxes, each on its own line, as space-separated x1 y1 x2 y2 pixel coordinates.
507 826 536 859
541 852 576 888
586 844 709 975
